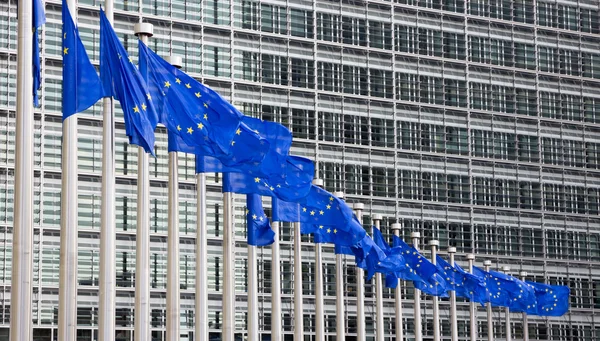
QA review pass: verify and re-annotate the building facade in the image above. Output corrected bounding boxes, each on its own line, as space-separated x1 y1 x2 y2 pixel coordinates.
0 0 599 340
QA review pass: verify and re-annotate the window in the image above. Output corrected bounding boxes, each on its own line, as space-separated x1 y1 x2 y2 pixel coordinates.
515 43 536 70
369 20 392 50
290 9 313 38
318 62 342 92
261 4 287 34
395 25 417 54
262 55 288 85
291 58 314 89
318 13 341 42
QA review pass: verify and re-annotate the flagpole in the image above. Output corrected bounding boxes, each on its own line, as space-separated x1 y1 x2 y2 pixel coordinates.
271 220 282 341
372 214 384 341
293 218 304 341
353 202 365 341
333 191 346 340
11 0 34 338
467 254 477 341
222 186 235 341
58 0 79 340
429 240 440 341
98 1 116 339
483 260 493 341
247 237 258 341
502 266 512 341
165 55 183 341
391 223 404 341
448 247 458 341
312 179 325 341
133 22 153 341
196 171 208 341
411 232 422 341
520 271 529 341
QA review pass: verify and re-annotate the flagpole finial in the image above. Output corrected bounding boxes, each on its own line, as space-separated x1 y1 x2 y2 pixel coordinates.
428 239 439 247
311 178 324 187
333 191 344 199
519 271 528 277
502 266 511 272
483 260 492 267
353 202 364 210
411 231 421 238
391 222 401 231
448 246 456 253
134 22 154 37
164 55 182 69
466 253 475 260
372 213 382 222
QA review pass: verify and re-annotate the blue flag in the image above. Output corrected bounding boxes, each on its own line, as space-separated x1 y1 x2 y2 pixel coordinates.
392 236 447 296
472 266 532 308
100 9 157 154
33 0 46 107
524 281 569 316
62 0 104 119
245 194 275 247
139 41 271 165
436 256 487 303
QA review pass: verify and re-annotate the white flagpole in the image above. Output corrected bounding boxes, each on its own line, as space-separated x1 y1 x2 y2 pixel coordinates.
98 1 116 339
312 179 325 341
502 266 512 341
196 171 208 341
390 223 404 341
411 232 422 341
133 22 153 341
11 0 34 338
520 271 529 341
467 254 477 341
293 218 304 340
353 202 366 341
247 239 258 341
222 188 235 341
333 191 346 340
165 55 183 341
58 0 79 339
429 240 440 341
372 214 384 341
271 220 282 341
483 260 493 341
448 247 458 341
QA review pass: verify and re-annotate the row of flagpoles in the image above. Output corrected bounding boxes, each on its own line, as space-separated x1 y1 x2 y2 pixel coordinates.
13 1 569 341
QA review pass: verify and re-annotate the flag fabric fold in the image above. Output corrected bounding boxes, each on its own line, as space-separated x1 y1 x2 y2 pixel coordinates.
100 10 157 154
472 266 535 309
33 0 47 107
245 194 275 247
436 256 487 303
62 0 104 119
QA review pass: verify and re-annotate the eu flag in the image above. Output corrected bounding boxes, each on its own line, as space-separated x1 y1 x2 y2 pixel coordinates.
139 41 269 163
245 194 275 247
33 0 46 107
525 281 569 316
392 236 448 296
100 10 157 154
472 266 532 308
436 256 487 303
62 0 104 119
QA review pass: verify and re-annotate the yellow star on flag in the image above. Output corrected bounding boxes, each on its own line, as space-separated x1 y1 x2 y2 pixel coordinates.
302 208 307 212
164 81 171 88
197 123 204 129
329 197 334 201
128 56 134 63
231 141 235 146
319 210 324 215
236 128 241 135
254 177 261 183
185 83 191 88
195 92 201 98
252 214 257 220
327 228 331 233
204 103 208 108
333 229 337 233
141 103 147 111
203 114 208 120
177 125 182 131
175 78 181 84
133 106 140 113
147 93 152 100
310 211 315 216
187 127 193 134
63 47 69 55
319 225 323 229
326 205 331 209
